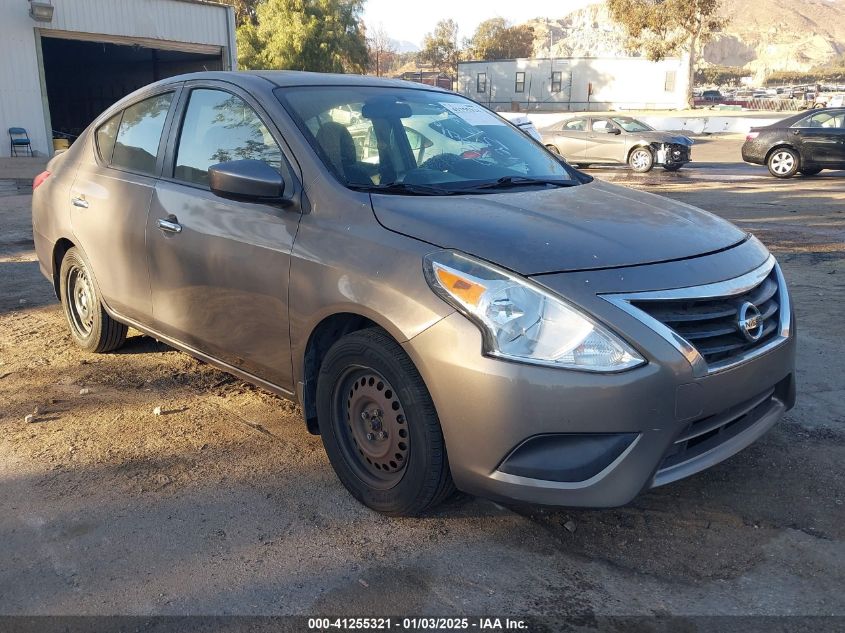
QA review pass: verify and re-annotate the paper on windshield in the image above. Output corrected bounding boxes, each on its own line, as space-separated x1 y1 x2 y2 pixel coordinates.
440 102 505 126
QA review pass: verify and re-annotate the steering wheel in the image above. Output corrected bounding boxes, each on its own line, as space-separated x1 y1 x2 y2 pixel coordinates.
419 153 461 172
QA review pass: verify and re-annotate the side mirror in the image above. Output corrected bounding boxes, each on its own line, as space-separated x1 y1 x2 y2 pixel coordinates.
608 127 621 135
208 159 285 202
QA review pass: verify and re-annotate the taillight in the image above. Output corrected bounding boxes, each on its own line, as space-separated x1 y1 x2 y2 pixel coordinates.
32 171 51 190
746 132 759 141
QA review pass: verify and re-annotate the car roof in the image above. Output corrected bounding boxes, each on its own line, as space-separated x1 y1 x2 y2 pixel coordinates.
763 108 844 128
155 70 450 92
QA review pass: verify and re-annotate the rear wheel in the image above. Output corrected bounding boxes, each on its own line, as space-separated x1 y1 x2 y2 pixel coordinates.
316 328 455 516
628 147 654 173
545 144 560 155
575 163 591 169
59 247 127 353
799 166 822 176
767 148 800 178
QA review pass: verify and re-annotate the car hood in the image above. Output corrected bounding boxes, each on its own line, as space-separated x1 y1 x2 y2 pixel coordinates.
371 180 746 275
628 131 693 145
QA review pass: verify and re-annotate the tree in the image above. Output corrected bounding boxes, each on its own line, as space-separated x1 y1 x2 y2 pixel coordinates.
237 0 369 73
468 18 534 60
419 19 460 79
219 0 260 27
367 23 397 77
695 65 747 86
607 0 727 107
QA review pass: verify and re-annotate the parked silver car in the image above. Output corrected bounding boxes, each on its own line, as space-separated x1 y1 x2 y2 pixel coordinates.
541 116 693 172
32 72 794 516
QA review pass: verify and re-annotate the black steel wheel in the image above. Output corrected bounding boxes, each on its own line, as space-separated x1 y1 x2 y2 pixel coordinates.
316 328 455 515
334 368 411 488
59 247 127 353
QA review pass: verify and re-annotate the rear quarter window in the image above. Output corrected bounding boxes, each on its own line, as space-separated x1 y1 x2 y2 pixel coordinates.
95 113 121 164
110 92 174 175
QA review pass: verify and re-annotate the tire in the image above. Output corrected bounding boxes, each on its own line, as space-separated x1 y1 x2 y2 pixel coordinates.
576 163 591 169
663 163 683 172
767 147 800 178
628 147 654 173
316 328 455 516
545 144 560 155
59 247 127 353
799 167 822 176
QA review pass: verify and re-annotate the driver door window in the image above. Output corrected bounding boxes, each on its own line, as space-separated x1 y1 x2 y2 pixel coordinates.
175 89 282 186
590 119 613 133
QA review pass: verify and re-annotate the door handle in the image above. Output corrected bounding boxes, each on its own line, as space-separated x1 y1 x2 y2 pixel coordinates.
71 196 88 209
157 216 182 234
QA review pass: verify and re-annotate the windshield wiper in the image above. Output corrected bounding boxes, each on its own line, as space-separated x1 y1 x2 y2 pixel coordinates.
350 182 456 196
455 176 578 191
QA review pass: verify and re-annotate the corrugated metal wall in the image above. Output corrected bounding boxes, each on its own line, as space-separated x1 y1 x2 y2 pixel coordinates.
44 0 230 47
0 0 235 157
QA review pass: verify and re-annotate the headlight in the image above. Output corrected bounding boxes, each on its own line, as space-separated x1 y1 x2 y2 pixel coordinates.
423 250 644 372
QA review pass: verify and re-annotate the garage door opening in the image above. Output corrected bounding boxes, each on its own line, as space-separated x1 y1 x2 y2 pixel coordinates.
41 36 223 138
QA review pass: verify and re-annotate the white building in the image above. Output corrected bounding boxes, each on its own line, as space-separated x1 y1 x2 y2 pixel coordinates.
1 0 236 157
457 57 690 112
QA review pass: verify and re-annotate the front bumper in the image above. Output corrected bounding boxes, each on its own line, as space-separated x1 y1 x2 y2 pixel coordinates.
402 244 796 507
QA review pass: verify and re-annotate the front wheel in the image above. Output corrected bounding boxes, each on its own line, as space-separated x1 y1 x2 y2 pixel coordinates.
316 328 455 516
59 247 127 353
767 148 800 178
628 147 654 173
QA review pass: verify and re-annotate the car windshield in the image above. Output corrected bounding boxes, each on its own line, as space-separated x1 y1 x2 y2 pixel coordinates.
276 86 579 194
611 117 653 133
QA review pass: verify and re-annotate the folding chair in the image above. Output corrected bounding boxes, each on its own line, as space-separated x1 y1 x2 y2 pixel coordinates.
9 128 33 157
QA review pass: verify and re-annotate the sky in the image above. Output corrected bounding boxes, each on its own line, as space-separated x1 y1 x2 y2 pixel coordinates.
362 0 598 49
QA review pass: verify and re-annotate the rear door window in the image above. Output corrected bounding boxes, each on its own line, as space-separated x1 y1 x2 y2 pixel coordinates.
111 93 174 175
794 111 845 128
174 88 282 187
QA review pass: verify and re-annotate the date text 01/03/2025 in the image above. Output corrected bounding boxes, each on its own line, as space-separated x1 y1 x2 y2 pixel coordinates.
307 617 529 630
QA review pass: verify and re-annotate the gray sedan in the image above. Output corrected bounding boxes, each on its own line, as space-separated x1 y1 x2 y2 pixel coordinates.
31 72 793 515
541 116 693 172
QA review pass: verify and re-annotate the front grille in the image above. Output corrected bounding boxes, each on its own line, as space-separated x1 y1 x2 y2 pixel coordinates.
658 387 777 472
631 266 781 369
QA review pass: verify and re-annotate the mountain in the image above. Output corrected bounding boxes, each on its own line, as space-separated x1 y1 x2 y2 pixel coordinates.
392 39 420 53
704 0 845 76
522 0 845 80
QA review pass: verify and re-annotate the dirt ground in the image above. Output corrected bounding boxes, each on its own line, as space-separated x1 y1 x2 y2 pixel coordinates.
0 139 843 618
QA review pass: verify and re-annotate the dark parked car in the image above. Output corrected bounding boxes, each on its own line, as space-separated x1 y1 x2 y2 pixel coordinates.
32 72 795 515
702 89 723 103
742 108 845 177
